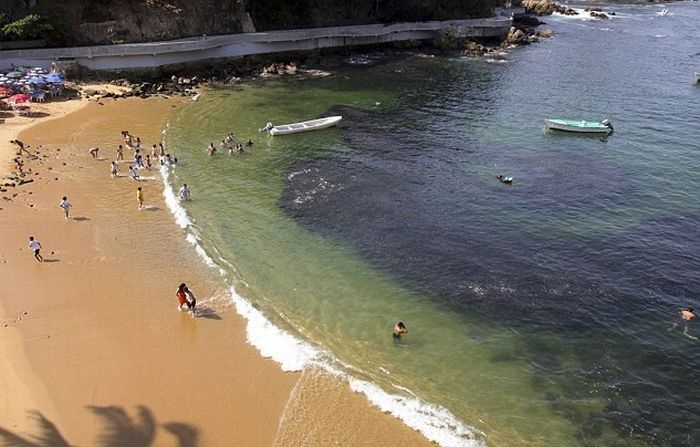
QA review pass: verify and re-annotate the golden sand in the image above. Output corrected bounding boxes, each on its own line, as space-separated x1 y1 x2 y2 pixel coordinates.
0 95 432 446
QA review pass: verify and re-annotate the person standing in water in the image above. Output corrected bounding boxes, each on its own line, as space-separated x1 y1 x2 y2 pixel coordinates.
58 196 72 219
672 307 697 339
393 321 408 339
178 184 191 201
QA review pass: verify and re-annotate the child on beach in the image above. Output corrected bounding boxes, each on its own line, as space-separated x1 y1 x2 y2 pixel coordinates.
110 161 119 177
176 283 197 315
89 147 99 159
59 196 72 219
28 236 43 262
136 187 144 209
116 145 124 161
128 166 140 180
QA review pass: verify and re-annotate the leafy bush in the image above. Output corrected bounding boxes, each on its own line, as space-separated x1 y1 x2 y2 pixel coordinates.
1 14 62 43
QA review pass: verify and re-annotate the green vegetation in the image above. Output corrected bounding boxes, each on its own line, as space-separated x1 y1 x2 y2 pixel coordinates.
0 13 65 45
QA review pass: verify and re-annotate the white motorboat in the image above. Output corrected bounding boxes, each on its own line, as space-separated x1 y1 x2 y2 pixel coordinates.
544 118 614 134
261 116 342 136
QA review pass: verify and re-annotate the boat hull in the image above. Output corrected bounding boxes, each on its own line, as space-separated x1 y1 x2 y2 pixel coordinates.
544 119 612 134
269 115 342 135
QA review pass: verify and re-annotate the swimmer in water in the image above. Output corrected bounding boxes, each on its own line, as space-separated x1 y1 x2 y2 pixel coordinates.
671 307 697 339
393 321 408 339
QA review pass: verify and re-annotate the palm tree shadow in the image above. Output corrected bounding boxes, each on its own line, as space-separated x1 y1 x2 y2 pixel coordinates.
87 405 155 447
162 423 199 447
0 410 74 447
0 407 200 447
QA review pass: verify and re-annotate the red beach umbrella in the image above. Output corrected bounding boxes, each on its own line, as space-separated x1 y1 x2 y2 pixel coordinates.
0 86 12 97
7 93 31 103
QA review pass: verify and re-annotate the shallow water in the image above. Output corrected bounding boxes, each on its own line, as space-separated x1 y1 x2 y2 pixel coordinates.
163 3 699 446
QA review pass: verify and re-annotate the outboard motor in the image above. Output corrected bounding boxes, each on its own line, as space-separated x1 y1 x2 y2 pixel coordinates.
259 122 274 133
602 119 614 131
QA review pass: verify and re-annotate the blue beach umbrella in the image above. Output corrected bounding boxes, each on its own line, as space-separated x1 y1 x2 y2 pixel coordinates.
45 73 65 83
28 76 46 84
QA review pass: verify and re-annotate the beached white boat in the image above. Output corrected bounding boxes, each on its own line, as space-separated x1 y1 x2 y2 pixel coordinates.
264 116 342 135
544 118 614 134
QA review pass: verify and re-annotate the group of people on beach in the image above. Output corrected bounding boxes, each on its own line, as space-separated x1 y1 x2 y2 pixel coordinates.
207 131 254 156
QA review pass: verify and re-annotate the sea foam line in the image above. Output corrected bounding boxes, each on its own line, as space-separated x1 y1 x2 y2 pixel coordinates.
157 128 484 446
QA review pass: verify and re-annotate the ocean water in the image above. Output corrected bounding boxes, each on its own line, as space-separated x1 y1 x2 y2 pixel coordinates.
161 3 699 446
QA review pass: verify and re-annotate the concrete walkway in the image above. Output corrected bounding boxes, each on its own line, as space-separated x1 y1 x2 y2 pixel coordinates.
0 16 512 72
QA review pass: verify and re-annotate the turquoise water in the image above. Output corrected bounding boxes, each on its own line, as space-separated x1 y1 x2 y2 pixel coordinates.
162 3 699 446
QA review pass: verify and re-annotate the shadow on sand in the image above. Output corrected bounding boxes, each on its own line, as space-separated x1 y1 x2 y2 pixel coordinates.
0 406 199 447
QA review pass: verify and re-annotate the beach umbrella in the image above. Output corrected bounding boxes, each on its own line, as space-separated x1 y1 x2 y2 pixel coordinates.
6 71 24 79
0 86 11 96
28 76 46 84
7 93 31 103
45 73 65 83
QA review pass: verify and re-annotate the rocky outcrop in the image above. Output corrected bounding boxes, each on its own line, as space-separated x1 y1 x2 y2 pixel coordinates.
521 0 578 16
589 11 609 20
0 0 253 45
504 26 530 45
0 0 499 46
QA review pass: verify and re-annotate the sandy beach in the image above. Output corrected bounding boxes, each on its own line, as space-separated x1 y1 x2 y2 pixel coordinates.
0 94 431 446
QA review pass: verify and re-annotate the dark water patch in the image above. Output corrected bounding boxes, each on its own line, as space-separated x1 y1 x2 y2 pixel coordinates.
280 106 645 330
279 100 700 445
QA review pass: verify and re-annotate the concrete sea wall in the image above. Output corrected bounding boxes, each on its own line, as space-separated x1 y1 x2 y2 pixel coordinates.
0 17 512 72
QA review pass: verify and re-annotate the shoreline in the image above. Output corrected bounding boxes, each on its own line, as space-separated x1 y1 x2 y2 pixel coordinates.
0 95 432 445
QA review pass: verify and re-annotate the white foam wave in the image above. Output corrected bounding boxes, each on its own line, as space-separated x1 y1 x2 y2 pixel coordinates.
161 166 192 229
348 377 485 447
230 286 320 371
552 8 615 21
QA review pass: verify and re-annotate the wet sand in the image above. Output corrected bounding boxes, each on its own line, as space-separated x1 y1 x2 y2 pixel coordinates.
0 96 432 446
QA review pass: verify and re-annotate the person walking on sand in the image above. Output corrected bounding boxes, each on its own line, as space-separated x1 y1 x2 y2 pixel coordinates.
116 144 124 161
59 196 72 219
176 283 197 315
136 186 144 209
128 166 140 180
393 321 408 339
28 236 43 262
110 161 119 177
178 184 191 201
89 147 99 159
